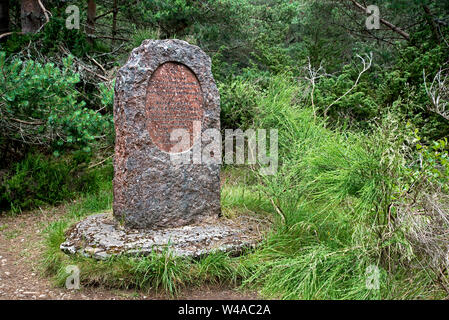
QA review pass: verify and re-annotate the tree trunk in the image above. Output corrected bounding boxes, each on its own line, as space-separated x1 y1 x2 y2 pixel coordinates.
423 5 441 44
15 1 21 30
21 0 44 33
87 0 96 41
0 0 9 41
112 0 118 41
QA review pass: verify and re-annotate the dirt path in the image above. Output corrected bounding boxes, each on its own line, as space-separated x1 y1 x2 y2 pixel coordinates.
0 207 259 300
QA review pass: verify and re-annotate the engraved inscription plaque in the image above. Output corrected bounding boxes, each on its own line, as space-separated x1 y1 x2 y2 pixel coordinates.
145 62 204 153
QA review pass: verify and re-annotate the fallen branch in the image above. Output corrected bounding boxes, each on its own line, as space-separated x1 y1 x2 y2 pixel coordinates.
79 64 109 82
0 32 24 39
10 118 44 125
88 154 113 169
87 54 106 75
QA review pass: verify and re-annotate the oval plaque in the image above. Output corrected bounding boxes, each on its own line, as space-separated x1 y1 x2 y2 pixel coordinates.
145 62 203 153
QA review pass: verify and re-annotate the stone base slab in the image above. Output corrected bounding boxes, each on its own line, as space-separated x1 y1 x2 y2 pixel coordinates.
60 212 267 260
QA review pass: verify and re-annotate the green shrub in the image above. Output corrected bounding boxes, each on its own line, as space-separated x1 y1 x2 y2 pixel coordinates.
235 75 446 299
0 153 112 213
219 76 263 130
38 16 93 57
0 52 113 152
129 28 161 49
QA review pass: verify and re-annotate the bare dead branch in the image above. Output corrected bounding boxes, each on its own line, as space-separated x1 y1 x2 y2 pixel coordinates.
88 154 113 169
36 0 51 33
324 52 373 117
304 58 328 120
0 31 23 39
94 10 114 21
87 54 106 75
423 68 449 122
9 117 44 125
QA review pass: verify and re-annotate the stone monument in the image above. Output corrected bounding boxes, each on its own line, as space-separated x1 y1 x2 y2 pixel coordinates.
60 40 265 259
113 39 221 229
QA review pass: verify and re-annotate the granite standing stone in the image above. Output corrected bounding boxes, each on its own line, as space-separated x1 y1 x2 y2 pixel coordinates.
60 40 267 259
113 39 221 229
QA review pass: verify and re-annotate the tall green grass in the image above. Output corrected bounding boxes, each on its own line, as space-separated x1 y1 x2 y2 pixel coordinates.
42 75 445 299
0 153 113 214
234 75 444 299
42 166 256 296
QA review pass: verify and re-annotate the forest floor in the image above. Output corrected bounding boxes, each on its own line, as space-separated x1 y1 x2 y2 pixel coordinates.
0 205 260 300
